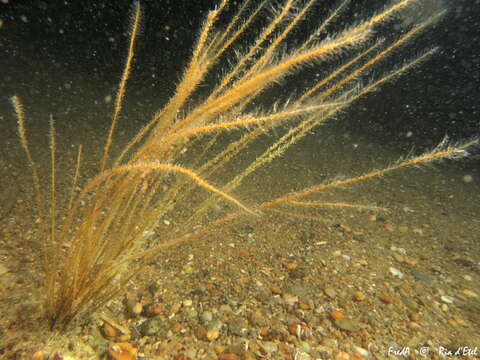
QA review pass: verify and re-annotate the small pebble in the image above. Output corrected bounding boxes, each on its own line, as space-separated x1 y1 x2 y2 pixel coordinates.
335 351 351 360
411 270 432 283
298 341 311 351
214 345 227 355
109 343 138 360
298 301 311 310
101 322 119 340
324 287 336 298
353 292 366 301
206 329 220 341
285 261 298 270
379 295 395 304
389 267 404 279
462 289 478 298
288 322 302 336
271 286 282 295
201 311 213 323
331 311 344 320
170 302 182 314
260 341 278 354
146 302 163 317
240 249 250 256
282 293 299 305
132 302 143 315
441 295 454 304
194 327 208 341
409 312 420 322
32 350 46 360
352 345 369 358
392 253 404 263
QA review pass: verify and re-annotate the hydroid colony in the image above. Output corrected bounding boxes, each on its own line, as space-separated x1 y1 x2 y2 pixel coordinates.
11 0 475 330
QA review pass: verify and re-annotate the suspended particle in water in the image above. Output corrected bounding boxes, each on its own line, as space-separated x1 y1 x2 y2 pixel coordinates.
463 174 474 183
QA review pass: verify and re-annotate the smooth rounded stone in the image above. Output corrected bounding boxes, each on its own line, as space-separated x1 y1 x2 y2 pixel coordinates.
260 341 278 354
249 309 268 327
403 256 418 266
408 312 420 322
462 289 478 298
334 317 365 332
183 264 194 274
441 295 455 304
184 348 197 359
353 292 366 301
145 302 163 317
201 311 213 323
392 253 404 263
101 322 119 340
139 318 169 336
324 287 336 298
411 270 433 283
298 341 311 352
0 263 8 276
271 286 282 295
298 300 314 310
352 345 369 358
294 351 312 360
194 326 208 341
335 351 350 360
131 302 143 316
207 329 220 341
379 294 396 305
210 319 223 331
282 293 299 306
219 304 233 313
32 350 46 360
389 267 404 279
227 317 249 336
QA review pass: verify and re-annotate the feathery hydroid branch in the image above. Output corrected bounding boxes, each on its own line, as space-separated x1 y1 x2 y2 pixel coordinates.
100 1 142 172
13 0 468 332
261 139 476 209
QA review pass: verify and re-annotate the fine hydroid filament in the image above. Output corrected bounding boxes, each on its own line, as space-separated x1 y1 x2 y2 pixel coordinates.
11 0 476 331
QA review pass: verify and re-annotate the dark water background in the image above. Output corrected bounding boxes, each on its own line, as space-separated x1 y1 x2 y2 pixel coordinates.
0 0 478 212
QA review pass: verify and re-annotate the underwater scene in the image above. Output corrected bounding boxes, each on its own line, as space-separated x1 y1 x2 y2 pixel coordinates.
0 0 479 359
